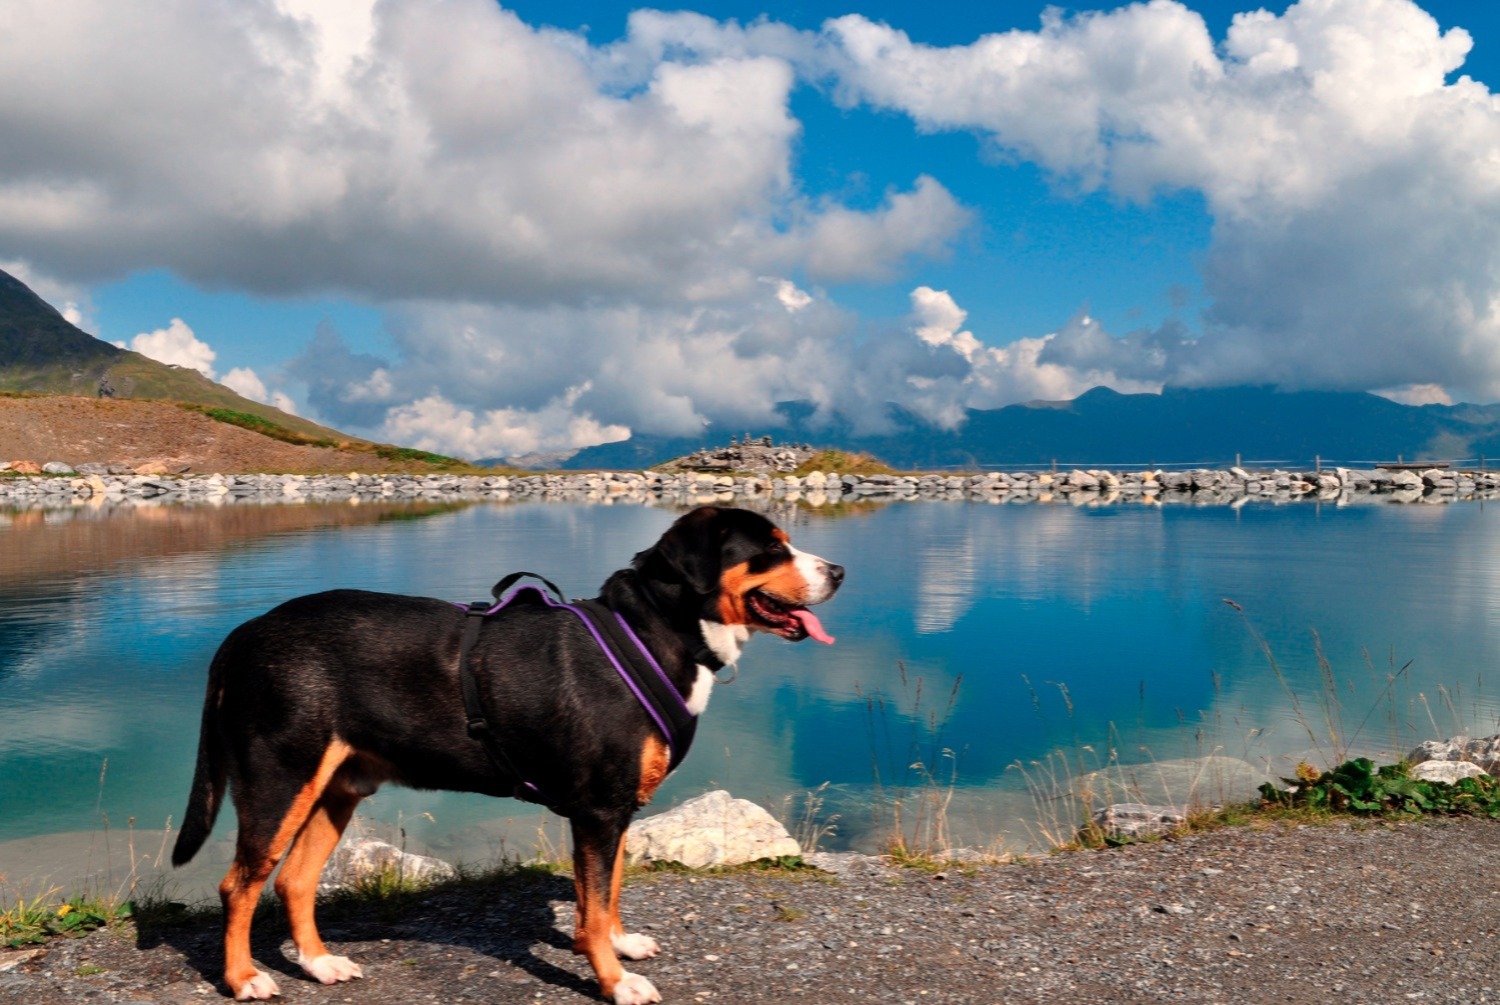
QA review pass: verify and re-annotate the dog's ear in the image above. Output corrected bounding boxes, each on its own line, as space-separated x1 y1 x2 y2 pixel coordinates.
646 507 725 595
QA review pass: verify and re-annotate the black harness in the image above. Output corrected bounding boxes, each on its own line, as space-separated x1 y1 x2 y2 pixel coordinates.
454 572 700 810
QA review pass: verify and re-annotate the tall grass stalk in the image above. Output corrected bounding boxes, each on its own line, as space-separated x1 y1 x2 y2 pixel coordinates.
858 662 964 859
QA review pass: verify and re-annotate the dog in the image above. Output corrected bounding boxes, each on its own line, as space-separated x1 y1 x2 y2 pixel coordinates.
171 505 843 1004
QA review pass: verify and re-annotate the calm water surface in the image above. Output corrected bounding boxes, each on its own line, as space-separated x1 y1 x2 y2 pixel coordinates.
4 497 1500 890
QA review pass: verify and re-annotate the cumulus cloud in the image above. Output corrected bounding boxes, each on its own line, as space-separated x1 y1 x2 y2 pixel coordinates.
220 366 266 401
805 0 1500 402
220 365 296 413
0 0 964 307
129 319 217 378
11 0 1500 455
287 281 868 450
381 385 629 460
900 288 1158 426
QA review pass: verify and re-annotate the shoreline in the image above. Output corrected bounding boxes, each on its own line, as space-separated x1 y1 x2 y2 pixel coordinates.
5 816 1500 1003
1 463 1495 509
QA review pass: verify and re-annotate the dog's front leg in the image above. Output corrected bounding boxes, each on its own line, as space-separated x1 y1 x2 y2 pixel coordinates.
571 812 661 1005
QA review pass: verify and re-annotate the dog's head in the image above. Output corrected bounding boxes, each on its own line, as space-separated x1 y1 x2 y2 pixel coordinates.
638 506 843 644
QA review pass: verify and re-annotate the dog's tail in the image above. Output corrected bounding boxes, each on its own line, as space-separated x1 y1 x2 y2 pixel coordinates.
171 641 232 867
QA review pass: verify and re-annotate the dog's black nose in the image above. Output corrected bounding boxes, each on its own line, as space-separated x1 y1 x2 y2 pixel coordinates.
826 563 845 585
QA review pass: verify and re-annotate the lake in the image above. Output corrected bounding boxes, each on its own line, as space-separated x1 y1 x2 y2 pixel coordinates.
4 494 1499 897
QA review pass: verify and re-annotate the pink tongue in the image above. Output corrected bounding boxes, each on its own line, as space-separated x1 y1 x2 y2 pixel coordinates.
790 607 835 645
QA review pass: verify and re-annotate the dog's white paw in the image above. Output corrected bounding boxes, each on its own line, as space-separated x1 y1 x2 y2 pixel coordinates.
300 953 364 984
612 972 661 1005
611 931 661 960
233 970 281 1000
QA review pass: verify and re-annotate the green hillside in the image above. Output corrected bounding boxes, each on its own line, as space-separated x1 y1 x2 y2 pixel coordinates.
0 267 356 444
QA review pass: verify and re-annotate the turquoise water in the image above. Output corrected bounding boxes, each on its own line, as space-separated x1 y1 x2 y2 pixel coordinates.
4 498 1500 883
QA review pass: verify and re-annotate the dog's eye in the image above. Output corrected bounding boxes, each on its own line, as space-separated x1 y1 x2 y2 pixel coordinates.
767 541 787 554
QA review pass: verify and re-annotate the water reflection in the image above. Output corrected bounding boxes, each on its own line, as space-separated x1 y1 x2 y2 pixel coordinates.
4 498 1500 897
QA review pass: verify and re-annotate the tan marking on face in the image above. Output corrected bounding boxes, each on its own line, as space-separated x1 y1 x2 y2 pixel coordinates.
717 557 814 626
636 734 670 806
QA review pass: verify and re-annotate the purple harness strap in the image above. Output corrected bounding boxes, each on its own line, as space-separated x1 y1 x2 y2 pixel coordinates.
453 577 699 804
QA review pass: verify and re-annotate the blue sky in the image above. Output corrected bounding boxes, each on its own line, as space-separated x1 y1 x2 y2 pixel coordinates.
3 0 1500 457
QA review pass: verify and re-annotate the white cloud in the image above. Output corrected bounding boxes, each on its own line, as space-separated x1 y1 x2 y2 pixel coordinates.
806 0 1500 401
381 385 630 460
1373 383 1454 407
13 0 1500 448
221 366 267 401
899 288 1158 427
129 318 216 378
763 277 813 313
0 0 964 307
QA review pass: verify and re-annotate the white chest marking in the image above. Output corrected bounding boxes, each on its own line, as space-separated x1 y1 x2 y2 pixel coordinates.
685 664 715 716
699 619 748 666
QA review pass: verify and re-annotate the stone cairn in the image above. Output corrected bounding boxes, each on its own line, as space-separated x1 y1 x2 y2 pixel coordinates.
4 460 1500 511
658 435 818 474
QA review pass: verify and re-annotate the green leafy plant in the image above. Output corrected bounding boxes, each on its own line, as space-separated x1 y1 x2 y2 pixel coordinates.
1259 758 1500 817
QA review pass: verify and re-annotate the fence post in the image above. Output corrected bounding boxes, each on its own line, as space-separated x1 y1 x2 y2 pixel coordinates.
1315 454 1321 472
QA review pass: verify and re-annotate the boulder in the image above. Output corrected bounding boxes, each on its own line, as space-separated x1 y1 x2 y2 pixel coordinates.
319 837 456 892
1090 803 1188 841
41 461 76 475
1407 734 1500 774
625 790 800 868
9 460 41 474
1408 760 1489 784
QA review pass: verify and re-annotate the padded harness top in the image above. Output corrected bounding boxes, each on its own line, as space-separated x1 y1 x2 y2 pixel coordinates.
454 572 699 810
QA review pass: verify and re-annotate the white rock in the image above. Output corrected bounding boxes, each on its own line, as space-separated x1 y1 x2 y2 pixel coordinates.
1091 803 1187 841
1408 734 1500 773
625 790 800 868
1408 761 1489 784
319 837 456 892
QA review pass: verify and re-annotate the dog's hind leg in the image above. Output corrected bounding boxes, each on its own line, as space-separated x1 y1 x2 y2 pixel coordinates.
571 813 661 1005
219 740 353 1001
274 788 363 986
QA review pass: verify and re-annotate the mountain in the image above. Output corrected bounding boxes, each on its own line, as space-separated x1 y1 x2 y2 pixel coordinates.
0 267 350 444
565 386 1500 470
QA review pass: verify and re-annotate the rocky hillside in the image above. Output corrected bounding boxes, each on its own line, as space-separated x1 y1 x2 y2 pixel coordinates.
0 396 470 474
0 266 352 445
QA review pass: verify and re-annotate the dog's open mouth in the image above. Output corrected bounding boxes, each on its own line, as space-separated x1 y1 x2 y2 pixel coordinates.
747 590 835 645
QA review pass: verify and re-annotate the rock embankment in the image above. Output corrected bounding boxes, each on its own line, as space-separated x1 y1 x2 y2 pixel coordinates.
3 462 1499 509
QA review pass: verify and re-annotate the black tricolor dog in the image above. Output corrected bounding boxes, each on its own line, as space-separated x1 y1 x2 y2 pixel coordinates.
171 506 843 1004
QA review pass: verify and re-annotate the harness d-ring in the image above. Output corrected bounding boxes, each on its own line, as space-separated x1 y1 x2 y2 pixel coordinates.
713 662 739 685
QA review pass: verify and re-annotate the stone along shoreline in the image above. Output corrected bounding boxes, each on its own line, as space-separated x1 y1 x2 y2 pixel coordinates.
1 462 1497 509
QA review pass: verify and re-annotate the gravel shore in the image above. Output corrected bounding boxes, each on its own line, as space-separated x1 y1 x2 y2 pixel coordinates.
5 816 1499 1004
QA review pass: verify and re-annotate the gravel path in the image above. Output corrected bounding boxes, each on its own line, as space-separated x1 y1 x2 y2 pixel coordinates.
5 817 1500 1004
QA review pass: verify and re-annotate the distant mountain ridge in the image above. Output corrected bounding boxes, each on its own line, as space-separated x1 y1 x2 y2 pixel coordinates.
564 387 1500 471
0 267 352 444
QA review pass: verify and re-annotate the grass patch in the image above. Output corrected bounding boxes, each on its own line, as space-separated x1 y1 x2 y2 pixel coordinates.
371 444 468 468
793 450 895 477
0 891 130 948
179 404 339 448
